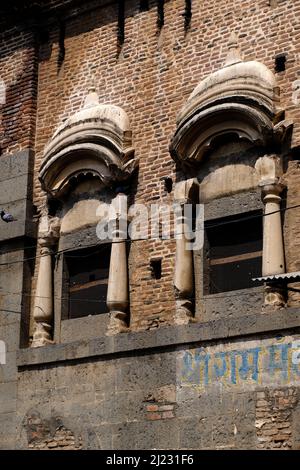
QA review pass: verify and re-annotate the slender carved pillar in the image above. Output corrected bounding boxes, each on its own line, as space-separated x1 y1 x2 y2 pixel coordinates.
31 215 60 347
261 181 286 308
174 204 194 324
173 180 198 324
106 193 129 335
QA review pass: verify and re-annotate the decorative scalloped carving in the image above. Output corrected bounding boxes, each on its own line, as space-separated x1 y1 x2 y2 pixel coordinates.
170 38 292 167
39 90 137 197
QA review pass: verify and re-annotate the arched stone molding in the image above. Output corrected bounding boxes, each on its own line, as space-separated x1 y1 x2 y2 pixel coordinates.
170 35 292 167
39 88 137 198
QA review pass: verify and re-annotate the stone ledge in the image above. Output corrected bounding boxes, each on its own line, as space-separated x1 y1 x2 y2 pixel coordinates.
17 307 300 367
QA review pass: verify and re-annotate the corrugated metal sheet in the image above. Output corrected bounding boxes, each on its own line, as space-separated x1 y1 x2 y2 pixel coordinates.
252 272 300 282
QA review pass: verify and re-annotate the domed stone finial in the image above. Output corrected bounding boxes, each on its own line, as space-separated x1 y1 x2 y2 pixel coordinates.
225 32 242 66
84 82 99 108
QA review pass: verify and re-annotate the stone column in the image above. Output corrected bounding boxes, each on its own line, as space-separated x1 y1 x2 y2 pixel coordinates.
31 215 60 347
261 181 286 308
106 193 129 335
173 180 198 324
174 204 194 324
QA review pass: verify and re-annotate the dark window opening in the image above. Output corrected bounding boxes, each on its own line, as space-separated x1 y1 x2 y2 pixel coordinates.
64 245 111 319
151 259 162 279
162 176 173 193
204 211 262 294
275 53 286 73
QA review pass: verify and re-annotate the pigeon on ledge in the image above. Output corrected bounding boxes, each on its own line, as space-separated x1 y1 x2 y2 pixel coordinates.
0 210 17 223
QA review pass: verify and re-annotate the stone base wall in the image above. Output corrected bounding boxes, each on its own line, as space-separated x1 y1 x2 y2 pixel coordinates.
14 327 300 450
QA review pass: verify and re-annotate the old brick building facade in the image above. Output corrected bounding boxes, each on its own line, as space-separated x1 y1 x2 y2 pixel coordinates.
1 0 300 449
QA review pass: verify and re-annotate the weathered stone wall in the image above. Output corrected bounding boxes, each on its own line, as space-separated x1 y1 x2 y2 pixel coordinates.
15 329 300 449
0 244 32 449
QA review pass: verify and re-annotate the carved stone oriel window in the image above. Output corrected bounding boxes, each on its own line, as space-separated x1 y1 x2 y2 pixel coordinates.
32 88 138 347
169 33 293 323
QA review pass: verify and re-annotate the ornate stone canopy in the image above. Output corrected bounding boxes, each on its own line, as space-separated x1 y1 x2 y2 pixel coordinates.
170 34 292 166
39 88 137 197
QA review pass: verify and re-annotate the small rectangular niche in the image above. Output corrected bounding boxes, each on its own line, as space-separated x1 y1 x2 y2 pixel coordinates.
275 53 287 73
150 258 162 279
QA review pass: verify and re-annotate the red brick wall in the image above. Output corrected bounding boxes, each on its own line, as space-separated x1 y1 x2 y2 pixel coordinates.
0 26 38 155
2 0 300 328
31 0 300 328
